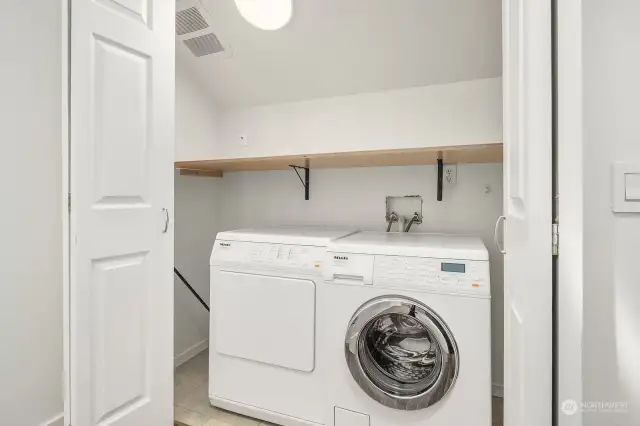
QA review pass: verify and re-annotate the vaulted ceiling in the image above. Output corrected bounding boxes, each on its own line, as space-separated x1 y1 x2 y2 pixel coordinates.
177 0 502 107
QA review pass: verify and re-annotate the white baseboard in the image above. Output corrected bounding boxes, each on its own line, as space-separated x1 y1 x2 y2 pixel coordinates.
492 383 504 398
39 413 64 426
174 338 209 367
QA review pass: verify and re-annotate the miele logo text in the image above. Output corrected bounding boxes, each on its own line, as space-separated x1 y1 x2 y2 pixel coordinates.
220 243 231 247
334 256 349 260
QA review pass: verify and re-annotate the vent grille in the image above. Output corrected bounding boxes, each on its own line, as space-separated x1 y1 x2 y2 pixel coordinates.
183 33 225 57
176 7 209 35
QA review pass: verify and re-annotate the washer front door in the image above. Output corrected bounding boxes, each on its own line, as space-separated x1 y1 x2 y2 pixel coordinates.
344 296 459 411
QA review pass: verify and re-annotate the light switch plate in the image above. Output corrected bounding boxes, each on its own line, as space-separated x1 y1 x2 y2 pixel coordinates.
612 162 640 213
625 173 640 201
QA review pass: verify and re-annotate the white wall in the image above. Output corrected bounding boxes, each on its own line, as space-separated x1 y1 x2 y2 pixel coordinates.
579 0 640 424
174 59 220 363
174 172 220 364
0 1 64 425
175 55 220 162
557 0 584 424
215 163 505 388
216 78 502 159
559 1 640 424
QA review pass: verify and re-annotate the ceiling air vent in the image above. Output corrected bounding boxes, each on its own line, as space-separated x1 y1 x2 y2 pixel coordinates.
176 0 231 58
176 7 209 36
183 33 225 57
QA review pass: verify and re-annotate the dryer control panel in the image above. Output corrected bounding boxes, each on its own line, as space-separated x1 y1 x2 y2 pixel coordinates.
211 240 327 273
325 252 491 297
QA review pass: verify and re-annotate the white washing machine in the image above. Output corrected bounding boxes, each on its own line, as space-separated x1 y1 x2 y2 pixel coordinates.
320 232 492 426
209 226 358 426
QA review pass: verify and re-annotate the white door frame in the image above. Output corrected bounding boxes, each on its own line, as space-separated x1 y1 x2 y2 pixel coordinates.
556 0 584 424
61 0 70 424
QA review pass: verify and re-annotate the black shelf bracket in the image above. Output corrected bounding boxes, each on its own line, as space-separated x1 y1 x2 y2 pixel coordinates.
289 164 310 200
437 158 444 202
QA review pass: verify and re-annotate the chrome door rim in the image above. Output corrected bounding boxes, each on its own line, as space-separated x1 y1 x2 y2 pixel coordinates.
344 295 459 411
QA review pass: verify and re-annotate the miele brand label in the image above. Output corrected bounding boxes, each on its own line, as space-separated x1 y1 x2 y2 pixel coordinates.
219 242 232 248
325 253 375 284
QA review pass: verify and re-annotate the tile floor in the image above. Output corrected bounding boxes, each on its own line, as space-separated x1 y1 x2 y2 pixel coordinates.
175 350 275 426
175 349 504 426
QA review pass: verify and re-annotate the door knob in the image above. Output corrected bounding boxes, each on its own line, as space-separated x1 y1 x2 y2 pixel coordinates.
162 208 169 234
494 215 506 254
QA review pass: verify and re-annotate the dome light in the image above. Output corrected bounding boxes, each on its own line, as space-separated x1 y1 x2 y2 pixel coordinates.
233 0 293 31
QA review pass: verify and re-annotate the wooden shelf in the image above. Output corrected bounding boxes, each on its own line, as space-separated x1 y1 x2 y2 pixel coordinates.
174 143 502 176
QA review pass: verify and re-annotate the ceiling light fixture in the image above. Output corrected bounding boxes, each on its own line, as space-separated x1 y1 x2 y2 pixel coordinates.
233 0 293 31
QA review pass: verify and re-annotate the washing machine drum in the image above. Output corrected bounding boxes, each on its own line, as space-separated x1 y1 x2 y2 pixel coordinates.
345 296 459 411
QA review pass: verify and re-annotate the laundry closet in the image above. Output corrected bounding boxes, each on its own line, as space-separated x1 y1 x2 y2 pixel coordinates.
167 1 551 426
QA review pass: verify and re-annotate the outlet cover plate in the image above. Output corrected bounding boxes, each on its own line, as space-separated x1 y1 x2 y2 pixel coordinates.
444 165 457 186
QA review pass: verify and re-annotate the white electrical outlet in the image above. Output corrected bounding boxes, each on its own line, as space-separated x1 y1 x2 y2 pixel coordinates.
239 134 248 146
444 165 457 186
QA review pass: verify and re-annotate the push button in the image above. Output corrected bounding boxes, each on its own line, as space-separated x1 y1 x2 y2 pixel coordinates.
471 280 485 289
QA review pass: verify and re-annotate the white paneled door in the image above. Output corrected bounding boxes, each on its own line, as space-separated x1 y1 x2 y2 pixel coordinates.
502 0 553 425
68 0 175 425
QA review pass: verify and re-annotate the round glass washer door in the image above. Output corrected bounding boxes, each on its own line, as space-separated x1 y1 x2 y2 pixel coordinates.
344 296 459 411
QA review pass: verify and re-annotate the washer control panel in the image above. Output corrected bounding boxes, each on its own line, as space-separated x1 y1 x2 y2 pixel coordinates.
374 255 490 296
211 240 326 272
325 252 490 296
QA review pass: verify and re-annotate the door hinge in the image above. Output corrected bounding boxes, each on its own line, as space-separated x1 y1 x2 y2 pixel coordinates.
552 223 559 256
68 193 71 212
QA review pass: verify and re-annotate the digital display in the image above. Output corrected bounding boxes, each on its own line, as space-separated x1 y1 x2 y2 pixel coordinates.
441 262 465 273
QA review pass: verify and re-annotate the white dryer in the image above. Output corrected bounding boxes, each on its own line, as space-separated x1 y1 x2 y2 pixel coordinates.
321 232 492 426
209 226 358 426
